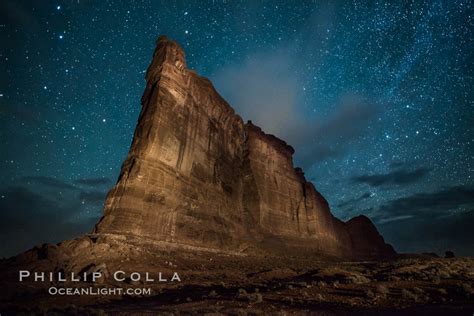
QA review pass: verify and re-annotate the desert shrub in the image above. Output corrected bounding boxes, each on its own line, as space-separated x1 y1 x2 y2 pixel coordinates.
236 309 248 316
402 288 430 303
402 289 418 301
208 290 218 297
461 283 473 297
237 288 247 297
346 274 371 284
413 287 424 295
376 284 390 296
366 289 375 298
445 251 455 258
438 269 451 279
237 288 263 303
93 309 107 316
388 275 400 282
431 275 441 284
437 288 448 295
249 292 263 303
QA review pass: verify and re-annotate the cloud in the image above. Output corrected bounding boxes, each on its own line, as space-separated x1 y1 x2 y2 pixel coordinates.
213 50 379 168
0 186 101 258
210 4 385 169
295 97 379 167
373 185 474 220
379 210 474 256
22 176 77 190
336 192 371 208
352 167 431 187
372 185 474 255
377 214 414 224
21 175 112 190
75 177 112 187
78 190 108 204
0 175 111 257
213 50 300 137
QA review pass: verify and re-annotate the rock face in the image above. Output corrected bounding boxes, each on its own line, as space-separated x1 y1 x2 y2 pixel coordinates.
94 36 394 259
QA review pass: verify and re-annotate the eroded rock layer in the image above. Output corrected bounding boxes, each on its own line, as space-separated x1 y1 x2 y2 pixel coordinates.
94 36 394 258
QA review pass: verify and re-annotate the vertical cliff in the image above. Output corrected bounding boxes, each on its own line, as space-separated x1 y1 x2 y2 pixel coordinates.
244 123 354 256
95 36 248 248
95 36 394 258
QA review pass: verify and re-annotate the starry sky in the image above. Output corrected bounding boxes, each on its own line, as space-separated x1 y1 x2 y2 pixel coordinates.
1 0 473 258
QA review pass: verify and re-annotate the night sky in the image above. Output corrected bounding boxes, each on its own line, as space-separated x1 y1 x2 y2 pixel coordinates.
1 0 473 258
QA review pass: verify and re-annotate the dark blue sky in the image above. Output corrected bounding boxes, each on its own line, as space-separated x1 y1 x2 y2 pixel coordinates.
1 0 473 257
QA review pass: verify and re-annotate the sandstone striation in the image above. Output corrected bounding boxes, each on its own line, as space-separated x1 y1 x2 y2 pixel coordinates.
94 35 394 259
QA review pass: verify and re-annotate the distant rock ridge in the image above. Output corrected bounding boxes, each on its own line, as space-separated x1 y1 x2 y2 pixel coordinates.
94 35 395 259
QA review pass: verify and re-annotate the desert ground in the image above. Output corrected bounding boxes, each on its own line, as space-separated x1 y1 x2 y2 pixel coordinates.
0 234 473 315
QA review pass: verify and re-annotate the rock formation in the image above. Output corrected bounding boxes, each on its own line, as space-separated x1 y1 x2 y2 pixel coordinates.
94 35 394 259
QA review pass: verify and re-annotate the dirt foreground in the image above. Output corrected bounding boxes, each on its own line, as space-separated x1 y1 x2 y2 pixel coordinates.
0 234 473 315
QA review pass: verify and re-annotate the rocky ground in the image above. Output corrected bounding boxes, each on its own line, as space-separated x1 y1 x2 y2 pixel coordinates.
0 234 473 315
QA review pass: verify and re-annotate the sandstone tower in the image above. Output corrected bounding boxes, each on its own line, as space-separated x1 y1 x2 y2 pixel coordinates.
94 36 394 258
